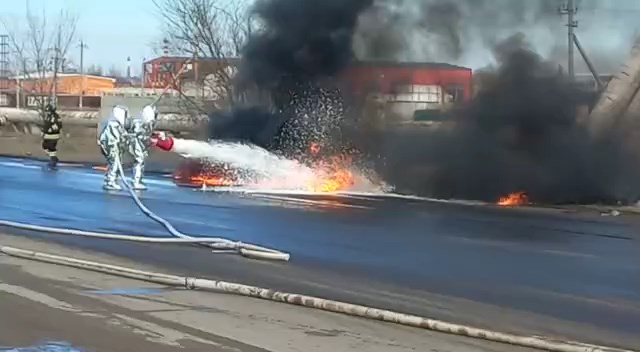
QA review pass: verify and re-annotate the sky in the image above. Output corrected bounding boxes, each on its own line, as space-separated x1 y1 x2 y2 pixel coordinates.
2 0 640 76
1 0 161 76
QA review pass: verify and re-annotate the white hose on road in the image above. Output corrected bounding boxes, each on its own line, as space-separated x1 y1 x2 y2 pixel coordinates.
114 159 290 261
0 246 633 352
0 159 290 262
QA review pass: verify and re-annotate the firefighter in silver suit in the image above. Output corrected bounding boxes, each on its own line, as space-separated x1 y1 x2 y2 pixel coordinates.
97 105 129 191
126 104 158 190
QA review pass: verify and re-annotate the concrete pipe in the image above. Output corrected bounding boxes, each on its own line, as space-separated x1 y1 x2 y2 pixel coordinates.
0 246 634 352
589 39 640 137
622 88 640 124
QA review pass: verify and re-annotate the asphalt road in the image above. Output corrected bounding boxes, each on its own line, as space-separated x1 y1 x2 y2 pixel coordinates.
1 156 639 349
0 233 535 352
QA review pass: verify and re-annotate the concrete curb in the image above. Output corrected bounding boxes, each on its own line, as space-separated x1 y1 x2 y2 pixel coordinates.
0 245 635 352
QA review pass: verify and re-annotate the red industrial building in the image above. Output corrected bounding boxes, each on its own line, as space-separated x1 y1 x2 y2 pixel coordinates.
342 61 472 122
143 56 473 121
343 61 472 101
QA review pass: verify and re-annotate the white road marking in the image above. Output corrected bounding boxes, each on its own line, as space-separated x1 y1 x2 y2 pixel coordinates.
0 283 78 312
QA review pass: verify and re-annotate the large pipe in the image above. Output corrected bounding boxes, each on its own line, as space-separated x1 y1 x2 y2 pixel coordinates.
588 39 640 136
623 88 640 123
0 108 207 132
0 245 634 352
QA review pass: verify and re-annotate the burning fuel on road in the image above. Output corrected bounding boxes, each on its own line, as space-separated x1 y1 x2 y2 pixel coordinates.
498 192 530 207
365 35 640 205
169 138 381 193
194 0 640 204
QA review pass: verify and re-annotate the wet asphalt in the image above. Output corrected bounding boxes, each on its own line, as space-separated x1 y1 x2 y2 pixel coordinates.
0 156 639 349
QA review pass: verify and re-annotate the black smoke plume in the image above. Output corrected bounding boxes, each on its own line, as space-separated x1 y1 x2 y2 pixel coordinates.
239 0 373 89
353 0 558 63
352 0 632 73
208 107 287 149
211 0 373 157
373 35 640 204
420 1 463 59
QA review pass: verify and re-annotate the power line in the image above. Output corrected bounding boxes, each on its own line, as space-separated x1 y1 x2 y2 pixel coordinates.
559 0 578 82
559 1 605 92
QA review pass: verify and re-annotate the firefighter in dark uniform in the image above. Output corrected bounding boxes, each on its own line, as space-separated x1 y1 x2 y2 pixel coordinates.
42 104 62 169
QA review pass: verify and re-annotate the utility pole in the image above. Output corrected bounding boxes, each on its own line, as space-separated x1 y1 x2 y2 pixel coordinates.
141 57 146 96
78 40 88 108
0 35 8 91
50 46 60 108
560 0 578 83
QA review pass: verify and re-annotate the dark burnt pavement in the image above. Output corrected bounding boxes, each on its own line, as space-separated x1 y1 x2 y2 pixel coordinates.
0 156 639 349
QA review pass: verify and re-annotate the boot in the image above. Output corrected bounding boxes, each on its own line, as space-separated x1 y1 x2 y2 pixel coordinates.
131 181 147 191
48 156 59 170
103 182 122 191
132 163 147 190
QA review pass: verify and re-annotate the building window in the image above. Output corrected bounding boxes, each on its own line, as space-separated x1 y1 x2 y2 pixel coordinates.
0 94 8 106
159 62 175 73
445 85 464 103
27 96 41 107
421 85 442 103
26 95 53 108
391 84 441 103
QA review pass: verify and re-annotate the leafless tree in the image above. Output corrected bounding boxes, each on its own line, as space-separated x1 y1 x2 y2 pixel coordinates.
152 0 253 112
86 64 104 76
107 65 123 78
1 2 78 118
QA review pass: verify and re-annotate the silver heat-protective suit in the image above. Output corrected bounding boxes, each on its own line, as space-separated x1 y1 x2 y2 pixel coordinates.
126 105 158 190
97 105 129 191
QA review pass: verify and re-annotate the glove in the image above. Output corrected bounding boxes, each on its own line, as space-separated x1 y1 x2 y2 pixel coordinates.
150 131 174 151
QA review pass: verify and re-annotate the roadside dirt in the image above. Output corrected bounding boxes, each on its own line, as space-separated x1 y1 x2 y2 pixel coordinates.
0 126 186 172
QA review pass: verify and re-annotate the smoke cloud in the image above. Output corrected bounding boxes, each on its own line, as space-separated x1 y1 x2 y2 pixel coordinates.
213 0 373 157
370 34 640 204
239 0 373 89
205 0 640 204
353 0 640 73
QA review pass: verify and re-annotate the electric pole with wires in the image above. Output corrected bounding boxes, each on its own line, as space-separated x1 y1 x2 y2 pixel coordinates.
78 40 88 108
560 0 578 83
560 0 604 91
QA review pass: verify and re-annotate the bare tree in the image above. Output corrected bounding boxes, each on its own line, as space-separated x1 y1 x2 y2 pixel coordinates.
1 2 78 118
153 0 252 111
107 65 123 78
86 64 104 76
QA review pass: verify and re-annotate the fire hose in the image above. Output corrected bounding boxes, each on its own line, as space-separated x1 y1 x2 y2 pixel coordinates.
0 160 290 262
113 158 290 261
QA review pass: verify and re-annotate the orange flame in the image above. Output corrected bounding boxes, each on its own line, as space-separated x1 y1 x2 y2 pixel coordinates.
172 161 237 188
498 191 529 206
308 167 354 192
309 142 321 155
173 143 358 192
306 148 355 192
189 175 236 187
